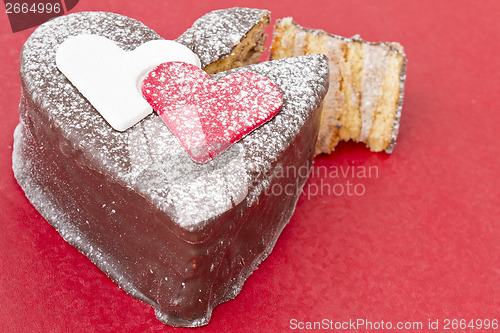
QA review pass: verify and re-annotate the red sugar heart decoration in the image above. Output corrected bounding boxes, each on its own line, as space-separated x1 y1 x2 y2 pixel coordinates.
141 61 283 164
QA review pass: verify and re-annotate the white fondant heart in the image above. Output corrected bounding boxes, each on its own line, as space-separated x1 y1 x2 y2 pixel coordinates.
56 35 201 131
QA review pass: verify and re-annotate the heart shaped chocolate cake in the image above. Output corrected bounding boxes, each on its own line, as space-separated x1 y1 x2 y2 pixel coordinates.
12 10 329 327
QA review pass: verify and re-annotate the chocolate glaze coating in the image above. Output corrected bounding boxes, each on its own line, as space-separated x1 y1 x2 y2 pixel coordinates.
12 11 329 326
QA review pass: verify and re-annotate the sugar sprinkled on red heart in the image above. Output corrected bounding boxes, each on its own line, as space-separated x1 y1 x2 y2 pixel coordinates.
141 61 283 163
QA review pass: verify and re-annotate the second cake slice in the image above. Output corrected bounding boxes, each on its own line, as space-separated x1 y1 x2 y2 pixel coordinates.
271 18 407 154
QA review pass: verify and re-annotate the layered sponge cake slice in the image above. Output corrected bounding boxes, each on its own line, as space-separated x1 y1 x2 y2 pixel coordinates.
270 18 407 154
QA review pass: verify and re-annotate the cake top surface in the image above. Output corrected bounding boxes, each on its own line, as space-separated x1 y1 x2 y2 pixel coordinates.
20 11 328 233
176 7 270 68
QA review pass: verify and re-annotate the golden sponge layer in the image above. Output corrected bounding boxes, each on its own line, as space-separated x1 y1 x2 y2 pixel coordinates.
204 13 270 74
270 18 407 154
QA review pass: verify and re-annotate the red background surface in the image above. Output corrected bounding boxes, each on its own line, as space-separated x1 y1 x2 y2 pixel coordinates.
1 0 499 332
